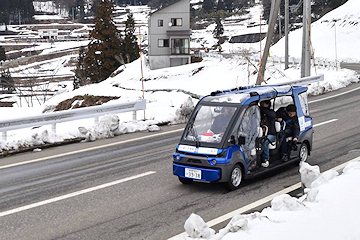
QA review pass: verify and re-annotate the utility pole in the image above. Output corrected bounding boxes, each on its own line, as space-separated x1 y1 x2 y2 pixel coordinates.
278 10 281 38
333 19 338 71
301 0 311 77
285 0 289 69
256 0 281 85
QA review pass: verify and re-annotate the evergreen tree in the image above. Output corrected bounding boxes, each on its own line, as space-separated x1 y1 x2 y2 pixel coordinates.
0 69 15 92
84 0 123 84
217 0 226 11
0 0 11 24
122 13 140 63
77 0 85 22
202 0 216 14
0 46 5 62
74 46 88 89
213 17 224 45
224 0 233 12
8 0 35 24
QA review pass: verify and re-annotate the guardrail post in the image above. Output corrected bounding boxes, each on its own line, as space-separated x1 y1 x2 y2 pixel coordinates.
132 111 137 121
2 131 6 142
51 123 56 134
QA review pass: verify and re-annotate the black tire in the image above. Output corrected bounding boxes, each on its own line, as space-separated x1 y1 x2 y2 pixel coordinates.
178 177 193 185
299 143 309 162
227 164 243 191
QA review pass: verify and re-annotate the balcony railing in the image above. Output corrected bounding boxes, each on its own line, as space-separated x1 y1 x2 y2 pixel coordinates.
171 47 190 55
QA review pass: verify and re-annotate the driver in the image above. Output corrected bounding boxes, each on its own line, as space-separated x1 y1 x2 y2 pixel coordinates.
211 107 232 135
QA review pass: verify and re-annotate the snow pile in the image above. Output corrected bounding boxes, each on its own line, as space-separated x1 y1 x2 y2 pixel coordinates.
174 97 195 124
178 160 360 240
78 114 160 142
184 214 215 238
299 161 321 188
0 129 67 153
0 114 160 154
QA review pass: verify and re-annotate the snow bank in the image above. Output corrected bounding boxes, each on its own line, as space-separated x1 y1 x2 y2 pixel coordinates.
178 160 360 240
0 114 160 154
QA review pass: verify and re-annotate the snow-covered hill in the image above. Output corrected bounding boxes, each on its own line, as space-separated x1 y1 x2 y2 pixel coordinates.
271 0 360 62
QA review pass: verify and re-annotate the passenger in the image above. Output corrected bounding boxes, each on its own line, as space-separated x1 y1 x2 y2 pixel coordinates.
211 107 232 135
259 100 276 168
276 104 300 161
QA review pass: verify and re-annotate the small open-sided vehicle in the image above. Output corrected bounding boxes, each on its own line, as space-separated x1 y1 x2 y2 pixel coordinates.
173 83 315 190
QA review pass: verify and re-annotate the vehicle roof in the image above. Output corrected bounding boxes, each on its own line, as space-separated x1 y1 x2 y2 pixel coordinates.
201 85 308 104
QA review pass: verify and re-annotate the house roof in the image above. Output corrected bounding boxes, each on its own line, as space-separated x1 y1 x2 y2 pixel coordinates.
150 0 183 15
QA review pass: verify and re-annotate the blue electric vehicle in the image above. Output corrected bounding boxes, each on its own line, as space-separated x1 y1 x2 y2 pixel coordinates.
173 84 314 190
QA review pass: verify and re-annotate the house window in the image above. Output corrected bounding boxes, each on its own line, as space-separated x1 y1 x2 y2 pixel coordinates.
158 39 169 47
171 18 182 26
158 19 163 27
171 38 189 54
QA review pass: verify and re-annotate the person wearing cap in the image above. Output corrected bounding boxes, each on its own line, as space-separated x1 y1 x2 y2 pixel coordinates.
276 104 300 161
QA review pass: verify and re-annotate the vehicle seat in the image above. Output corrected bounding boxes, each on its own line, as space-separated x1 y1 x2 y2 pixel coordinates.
268 122 281 150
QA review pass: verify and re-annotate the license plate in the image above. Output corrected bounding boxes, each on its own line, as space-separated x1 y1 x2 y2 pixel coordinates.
185 168 202 180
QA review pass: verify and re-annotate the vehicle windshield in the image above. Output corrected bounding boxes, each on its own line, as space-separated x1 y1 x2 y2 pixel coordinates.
184 105 237 144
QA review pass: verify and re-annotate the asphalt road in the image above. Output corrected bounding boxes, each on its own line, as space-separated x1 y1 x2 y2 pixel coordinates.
0 82 360 240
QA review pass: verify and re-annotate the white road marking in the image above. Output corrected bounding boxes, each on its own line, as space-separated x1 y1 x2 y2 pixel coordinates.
313 119 338 127
169 156 360 239
0 171 156 217
0 128 183 170
309 86 360 104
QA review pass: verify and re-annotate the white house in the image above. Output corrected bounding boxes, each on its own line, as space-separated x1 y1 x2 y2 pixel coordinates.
38 29 58 40
148 0 191 70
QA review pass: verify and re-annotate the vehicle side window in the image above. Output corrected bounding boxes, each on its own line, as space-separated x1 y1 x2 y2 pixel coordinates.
238 105 260 159
274 96 293 112
298 92 310 116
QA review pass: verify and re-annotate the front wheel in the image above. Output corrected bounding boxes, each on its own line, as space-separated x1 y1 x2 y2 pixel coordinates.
299 143 309 162
178 177 193 185
227 164 243 190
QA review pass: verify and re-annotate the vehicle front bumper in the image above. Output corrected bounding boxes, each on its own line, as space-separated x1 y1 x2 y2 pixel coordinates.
173 163 221 182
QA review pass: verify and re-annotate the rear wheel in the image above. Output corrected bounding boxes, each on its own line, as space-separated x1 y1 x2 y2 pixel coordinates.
299 143 309 162
178 177 193 185
227 164 243 190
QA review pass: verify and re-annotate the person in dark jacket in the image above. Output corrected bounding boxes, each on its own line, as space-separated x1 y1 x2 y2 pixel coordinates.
211 107 232 135
276 104 300 161
259 100 276 167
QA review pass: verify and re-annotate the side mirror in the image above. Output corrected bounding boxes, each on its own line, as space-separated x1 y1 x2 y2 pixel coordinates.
238 136 245 145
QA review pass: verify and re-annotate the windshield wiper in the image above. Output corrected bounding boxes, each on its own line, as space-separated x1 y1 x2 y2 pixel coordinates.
188 122 200 147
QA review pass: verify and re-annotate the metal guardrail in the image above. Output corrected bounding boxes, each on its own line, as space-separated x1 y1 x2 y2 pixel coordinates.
0 99 146 141
249 55 340 69
196 51 339 69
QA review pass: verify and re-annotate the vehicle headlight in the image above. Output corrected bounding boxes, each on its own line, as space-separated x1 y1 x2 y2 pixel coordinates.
173 154 182 161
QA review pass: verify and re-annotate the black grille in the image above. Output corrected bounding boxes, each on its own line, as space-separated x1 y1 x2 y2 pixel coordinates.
187 159 202 164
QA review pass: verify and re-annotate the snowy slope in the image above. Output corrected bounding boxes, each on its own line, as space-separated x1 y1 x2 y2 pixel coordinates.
271 0 360 62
